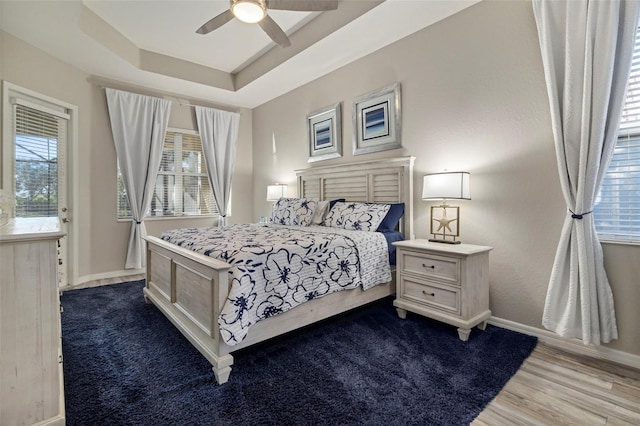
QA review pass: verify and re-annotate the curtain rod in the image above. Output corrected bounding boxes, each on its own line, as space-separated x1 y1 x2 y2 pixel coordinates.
95 83 241 114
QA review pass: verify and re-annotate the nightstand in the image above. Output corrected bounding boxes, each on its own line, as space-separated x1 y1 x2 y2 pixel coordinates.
392 239 492 341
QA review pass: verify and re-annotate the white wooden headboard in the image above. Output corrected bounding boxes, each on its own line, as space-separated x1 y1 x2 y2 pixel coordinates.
296 156 415 240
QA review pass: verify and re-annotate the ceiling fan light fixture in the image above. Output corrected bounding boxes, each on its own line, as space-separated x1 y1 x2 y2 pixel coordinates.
232 0 266 24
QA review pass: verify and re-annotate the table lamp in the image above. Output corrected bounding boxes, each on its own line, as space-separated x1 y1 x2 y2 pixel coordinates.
422 172 470 244
266 183 287 202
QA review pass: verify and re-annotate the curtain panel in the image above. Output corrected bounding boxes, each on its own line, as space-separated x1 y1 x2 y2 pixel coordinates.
106 88 172 269
532 0 640 344
195 106 240 226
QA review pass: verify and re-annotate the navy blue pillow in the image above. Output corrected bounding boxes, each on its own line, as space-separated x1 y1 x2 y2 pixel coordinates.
329 198 346 209
380 230 404 265
377 203 405 232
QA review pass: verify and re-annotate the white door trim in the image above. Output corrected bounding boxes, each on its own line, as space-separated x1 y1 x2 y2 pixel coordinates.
2 81 79 286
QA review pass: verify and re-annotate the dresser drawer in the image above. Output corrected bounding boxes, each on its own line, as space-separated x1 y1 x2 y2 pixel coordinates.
401 277 460 315
400 251 460 285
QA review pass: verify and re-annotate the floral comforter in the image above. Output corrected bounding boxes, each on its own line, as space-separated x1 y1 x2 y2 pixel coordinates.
160 223 391 346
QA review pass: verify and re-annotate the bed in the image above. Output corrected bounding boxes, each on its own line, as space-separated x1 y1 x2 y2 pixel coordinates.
142 156 414 384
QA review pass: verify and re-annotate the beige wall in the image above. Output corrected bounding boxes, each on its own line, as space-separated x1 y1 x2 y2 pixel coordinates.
252 0 640 356
2 0 638 358
1 31 253 282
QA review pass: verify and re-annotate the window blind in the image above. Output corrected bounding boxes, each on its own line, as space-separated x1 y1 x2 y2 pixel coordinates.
593 26 640 243
117 129 218 218
14 104 64 217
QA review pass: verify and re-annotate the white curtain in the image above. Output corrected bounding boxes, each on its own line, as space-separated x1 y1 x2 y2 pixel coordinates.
533 0 640 344
106 88 172 269
195 106 240 226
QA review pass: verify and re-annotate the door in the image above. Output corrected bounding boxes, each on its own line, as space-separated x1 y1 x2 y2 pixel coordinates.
3 83 72 286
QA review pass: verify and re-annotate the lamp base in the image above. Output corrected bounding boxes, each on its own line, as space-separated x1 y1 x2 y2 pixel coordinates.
428 238 461 245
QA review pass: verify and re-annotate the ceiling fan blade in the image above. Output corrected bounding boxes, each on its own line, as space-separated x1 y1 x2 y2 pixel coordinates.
196 9 235 35
258 15 291 47
266 0 338 12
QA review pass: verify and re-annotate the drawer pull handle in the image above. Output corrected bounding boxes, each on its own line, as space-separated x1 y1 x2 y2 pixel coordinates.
422 264 435 269
422 290 435 297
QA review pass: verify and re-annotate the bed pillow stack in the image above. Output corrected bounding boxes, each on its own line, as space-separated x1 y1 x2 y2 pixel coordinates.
270 198 404 232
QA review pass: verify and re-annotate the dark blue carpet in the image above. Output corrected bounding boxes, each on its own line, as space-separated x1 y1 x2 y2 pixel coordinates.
61 280 537 425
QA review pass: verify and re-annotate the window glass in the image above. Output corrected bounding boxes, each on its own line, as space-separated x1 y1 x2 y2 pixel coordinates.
593 26 640 244
14 105 63 217
117 129 218 219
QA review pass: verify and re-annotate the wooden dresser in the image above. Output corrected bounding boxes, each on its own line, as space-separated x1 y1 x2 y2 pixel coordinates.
0 217 65 426
393 239 492 341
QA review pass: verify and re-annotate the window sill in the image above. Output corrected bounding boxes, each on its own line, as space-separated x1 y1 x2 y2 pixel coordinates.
117 215 219 223
599 239 640 247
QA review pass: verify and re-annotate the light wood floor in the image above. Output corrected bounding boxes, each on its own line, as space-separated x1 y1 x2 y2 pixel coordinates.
473 342 640 425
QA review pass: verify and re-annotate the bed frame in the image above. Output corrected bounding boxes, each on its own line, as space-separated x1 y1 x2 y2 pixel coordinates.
143 156 414 384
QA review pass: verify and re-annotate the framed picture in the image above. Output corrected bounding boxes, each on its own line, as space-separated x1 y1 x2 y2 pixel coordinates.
352 83 401 155
307 103 342 163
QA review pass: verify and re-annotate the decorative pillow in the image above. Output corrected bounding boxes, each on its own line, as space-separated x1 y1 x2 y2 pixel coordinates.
322 202 391 232
270 198 318 226
311 200 330 225
377 203 405 232
312 198 346 225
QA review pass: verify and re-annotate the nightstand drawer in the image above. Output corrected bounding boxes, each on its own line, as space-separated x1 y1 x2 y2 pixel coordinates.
401 251 460 285
401 277 460 314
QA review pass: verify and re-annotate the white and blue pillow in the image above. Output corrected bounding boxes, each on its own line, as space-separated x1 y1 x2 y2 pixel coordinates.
322 202 391 232
270 198 318 226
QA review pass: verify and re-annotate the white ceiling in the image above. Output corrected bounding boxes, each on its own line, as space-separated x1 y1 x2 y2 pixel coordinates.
85 0 320 73
0 0 480 108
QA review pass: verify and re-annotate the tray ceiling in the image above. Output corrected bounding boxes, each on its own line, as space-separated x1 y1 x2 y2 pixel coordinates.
0 0 480 108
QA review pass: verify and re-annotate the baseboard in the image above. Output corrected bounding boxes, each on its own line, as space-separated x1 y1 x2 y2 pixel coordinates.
489 316 640 370
67 269 145 289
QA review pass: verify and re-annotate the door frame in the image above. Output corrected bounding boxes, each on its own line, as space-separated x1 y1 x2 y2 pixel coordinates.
2 81 79 287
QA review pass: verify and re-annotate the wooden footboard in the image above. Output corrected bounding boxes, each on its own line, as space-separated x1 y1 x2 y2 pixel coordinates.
143 234 395 384
143 235 234 384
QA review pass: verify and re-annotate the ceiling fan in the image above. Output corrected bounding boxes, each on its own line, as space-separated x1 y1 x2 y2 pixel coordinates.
196 0 339 48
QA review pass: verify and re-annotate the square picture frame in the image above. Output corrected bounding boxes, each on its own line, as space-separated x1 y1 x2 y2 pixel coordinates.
307 103 342 163
352 83 402 155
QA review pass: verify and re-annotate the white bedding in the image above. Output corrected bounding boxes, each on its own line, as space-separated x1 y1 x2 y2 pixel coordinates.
160 223 391 345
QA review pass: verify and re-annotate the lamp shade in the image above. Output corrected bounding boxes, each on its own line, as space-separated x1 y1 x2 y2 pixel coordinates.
422 172 470 200
266 184 287 201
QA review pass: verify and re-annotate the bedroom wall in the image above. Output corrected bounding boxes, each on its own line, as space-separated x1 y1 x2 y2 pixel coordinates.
0 31 254 284
251 0 640 357
0 30 4 145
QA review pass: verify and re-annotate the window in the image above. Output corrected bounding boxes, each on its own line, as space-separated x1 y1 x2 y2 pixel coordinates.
117 129 217 218
14 103 67 217
593 26 640 243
